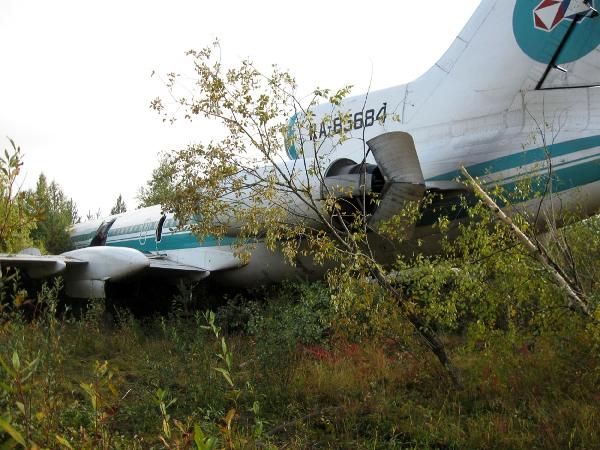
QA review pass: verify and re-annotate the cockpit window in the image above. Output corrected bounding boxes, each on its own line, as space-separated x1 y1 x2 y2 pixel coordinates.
155 215 167 243
89 218 116 247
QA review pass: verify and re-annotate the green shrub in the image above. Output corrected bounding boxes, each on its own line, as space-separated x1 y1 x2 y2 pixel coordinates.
246 282 334 349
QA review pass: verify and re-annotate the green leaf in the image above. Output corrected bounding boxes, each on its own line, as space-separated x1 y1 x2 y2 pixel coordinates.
80 383 97 410
214 367 234 387
0 437 18 450
194 424 217 450
10 353 19 372
0 356 14 378
155 388 166 400
0 418 25 446
193 424 205 448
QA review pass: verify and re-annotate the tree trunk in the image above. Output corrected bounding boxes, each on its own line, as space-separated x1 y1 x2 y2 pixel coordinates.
372 268 462 388
460 166 591 318
406 311 462 388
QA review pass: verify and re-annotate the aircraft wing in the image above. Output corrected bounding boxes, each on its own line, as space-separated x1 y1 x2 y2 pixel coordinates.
0 253 87 278
0 246 241 298
146 255 210 280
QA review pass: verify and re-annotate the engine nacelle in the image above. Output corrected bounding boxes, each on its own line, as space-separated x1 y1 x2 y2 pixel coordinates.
61 247 149 298
321 132 426 231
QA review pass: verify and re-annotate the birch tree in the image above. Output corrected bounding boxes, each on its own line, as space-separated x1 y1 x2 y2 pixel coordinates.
150 42 462 386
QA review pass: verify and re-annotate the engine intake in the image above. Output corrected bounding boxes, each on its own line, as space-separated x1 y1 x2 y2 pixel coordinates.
322 158 385 199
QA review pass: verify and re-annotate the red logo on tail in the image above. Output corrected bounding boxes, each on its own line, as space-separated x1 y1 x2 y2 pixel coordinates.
533 0 594 32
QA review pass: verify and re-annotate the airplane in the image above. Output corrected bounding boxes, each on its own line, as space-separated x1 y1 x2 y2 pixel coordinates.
1 0 599 299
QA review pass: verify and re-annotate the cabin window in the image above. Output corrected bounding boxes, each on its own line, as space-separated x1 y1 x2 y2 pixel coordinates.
155 215 167 243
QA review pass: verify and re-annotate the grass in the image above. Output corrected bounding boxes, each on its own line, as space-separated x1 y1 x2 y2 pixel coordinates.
0 298 599 449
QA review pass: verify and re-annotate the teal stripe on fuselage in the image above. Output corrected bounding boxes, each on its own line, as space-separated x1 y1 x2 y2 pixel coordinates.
417 157 600 227
498 157 600 203
286 114 299 159
72 232 96 243
106 231 236 252
496 151 600 187
427 135 600 182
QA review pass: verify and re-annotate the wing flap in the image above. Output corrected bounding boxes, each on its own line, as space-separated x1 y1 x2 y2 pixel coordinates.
147 256 210 281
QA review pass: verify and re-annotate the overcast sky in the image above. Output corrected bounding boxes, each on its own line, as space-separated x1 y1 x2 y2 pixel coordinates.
0 0 480 218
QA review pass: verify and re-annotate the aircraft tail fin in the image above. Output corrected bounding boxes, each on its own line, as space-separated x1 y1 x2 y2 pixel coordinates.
405 0 600 123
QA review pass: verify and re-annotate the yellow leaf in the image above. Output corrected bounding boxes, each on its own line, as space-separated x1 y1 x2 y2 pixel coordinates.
55 435 74 449
108 382 118 398
225 408 236 430
0 418 25 446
